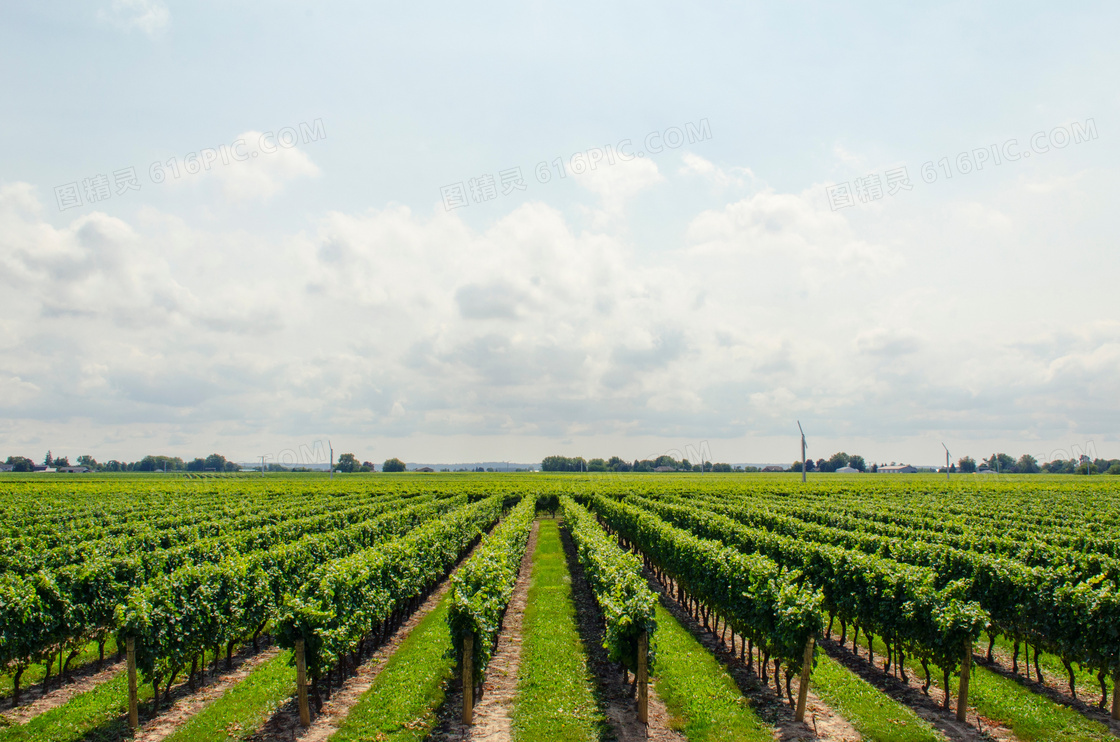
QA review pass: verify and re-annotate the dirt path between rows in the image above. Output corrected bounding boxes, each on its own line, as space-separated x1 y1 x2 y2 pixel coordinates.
1 658 126 725
430 519 540 742
133 646 282 742
249 534 491 742
561 524 687 742
646 570 858 742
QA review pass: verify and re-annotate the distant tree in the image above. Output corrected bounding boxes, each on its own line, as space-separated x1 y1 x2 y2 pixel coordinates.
44 451 53 467
334 453 361 473
958 456 977 473
680 459 692 470
791 461 804 472
204 453 228 471
1077 461 1098 475
712 463 732 472
1016 454 1040 474
383 458 406 473
984 453 1016 473
587 458 607 472
825 452 851 472
186 458 205 472
53 456 70 468
848 455 866 472
5 456 35 472
77 455 98 470
1107 462 1120 475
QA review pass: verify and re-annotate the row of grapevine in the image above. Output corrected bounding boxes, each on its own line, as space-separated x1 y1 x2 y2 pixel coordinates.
447 495 536 686
560 496 656 672
621 494 986 676
275 494 505 686
1 495 463 698
667 490 1120 684
586 495 822 675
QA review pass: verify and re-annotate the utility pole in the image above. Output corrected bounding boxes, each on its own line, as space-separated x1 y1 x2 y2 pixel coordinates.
942 443 950 481
329 440 334 481
798 421 807 483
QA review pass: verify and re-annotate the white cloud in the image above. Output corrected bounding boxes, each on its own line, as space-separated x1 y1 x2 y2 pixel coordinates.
208 131 321 201
572 157 664 228
1 174 1117 462
100 0 170 37
678 153 754 189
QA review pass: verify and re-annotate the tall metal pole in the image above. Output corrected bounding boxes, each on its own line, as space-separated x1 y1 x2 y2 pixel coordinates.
943 443 950 482
798 421 807 483
329 440 334 481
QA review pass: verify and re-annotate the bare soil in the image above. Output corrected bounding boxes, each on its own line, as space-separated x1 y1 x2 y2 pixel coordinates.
429 520 540 742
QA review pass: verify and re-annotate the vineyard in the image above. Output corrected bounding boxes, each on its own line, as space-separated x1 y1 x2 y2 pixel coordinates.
0 473 1118 742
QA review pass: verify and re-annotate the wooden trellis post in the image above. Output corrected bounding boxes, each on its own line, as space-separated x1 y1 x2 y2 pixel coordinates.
462 634 474 724
637 631 648 724
795 636 814 722
126 637 138 730
295 639 311 728
1112 669 1119 720
956 641 972 723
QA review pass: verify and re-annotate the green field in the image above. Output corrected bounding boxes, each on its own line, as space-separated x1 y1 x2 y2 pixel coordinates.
1 472 1118 741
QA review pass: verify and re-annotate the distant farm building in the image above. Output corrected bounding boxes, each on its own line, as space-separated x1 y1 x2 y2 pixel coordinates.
879 464 918 474
0 464 12 472
653 465 676 473
414 466 435 473
56 466 91 473
835 465 859 473
761 465 786 472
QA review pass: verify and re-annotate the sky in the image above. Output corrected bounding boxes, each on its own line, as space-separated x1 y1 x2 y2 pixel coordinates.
1 1 1117 468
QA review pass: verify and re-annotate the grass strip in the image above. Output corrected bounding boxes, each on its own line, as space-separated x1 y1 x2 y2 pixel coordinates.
331 597 456 742
0 637 119 700
512 518 607 742
847 632 1113 742
0 668 152 742
650 602 774 742
810 653 944 742
162 649 293 742
983 631 1114 703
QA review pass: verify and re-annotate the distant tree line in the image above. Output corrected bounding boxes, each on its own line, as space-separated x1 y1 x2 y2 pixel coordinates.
790 452 868 472
541 455 756 473
2 452 242 473
956 453 1120 475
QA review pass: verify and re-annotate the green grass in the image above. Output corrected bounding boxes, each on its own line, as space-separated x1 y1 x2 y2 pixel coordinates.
512 518 607 742
843 632 1115 742
331 595 456 741
966 665 1115 742
649 603 774 742
0 637 119 700
983 631 1114 702
810 652 945 742
162 649 294 742
0 667 152 742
